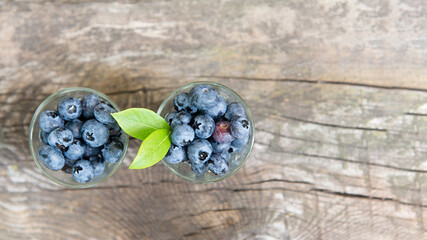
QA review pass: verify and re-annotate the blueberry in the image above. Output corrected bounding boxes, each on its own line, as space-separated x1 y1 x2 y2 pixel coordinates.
164 144 187 164
187 139 212 165
37 145 65 171
101 139 124 164
231 135 249 148
228 136 248 154
230 116 250 139
220 150 231 163
208 154 229 175
58 97 82 121
65 119 83 139
191 161 208 176
201 96 227 119
83 143 101 158
62 158 76 174
94 103 116 124
64 139 85 160
171 111 192 129
174 93 197 114
82 94 100 118
165 112 177 125
225 102 246 120
41 131 49 144
190 85 218 111
171 124 195 147
176 111 192 124
228 145 241 154
106 121 121 136
192 114 215 139
212 119 234 144
170 118 183 129
47 128 74 150
90 156 105 177
38 110 64 132
209 138 230 154
72 160 94 183
81 119 109 147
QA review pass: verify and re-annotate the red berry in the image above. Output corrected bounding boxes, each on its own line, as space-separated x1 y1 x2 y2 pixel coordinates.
212 120 234 143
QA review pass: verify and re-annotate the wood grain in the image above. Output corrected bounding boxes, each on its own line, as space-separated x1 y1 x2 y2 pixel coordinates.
0 0 426 239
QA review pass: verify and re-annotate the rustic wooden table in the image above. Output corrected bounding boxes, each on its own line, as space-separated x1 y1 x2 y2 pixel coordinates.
1 1 426 239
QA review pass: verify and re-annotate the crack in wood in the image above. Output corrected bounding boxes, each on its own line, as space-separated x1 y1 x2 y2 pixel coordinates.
185 186 427 209
309 188 427 208
246 178 314 186
198 75 427 93
405 112 427 117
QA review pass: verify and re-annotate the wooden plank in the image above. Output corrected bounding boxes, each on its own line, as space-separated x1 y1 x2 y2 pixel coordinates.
0 0 426 92
1 78 427 239
0 0 426 239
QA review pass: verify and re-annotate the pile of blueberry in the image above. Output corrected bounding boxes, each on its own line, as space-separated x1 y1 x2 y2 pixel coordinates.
37 94 124 183
164 84 251 176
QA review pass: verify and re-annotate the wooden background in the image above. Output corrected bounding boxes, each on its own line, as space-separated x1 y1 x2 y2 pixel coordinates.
0 0 426 239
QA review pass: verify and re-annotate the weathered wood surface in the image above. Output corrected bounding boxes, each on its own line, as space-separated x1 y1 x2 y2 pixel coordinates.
1 0 427 239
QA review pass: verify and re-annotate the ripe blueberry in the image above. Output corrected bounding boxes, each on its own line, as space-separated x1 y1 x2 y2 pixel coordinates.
58 97 82 121
190 85 218 111
101 138 124 164
165 112 177 126
41 131 49 144
81 94 100 118
47 127 74 150
81 119 109 147
192 114 215 139
94 103 116 124
174 92 197 114
164 144 187 164
90 156 105 177
171 111 192 129
72 160 94 183
201 95 227 119
225 102 246 120
37 145 65 171
106 121 121 137
187 139 213 165
171 124 195 147
64 139 85 160
230 116 250 139
208 154 229 175
38 110 64 133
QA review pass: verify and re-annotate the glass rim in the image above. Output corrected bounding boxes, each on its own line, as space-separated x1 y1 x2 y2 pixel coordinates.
157 81 255 184
29 87 129 188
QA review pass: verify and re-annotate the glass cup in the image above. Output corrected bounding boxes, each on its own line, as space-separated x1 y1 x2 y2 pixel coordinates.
29 87 129 188
157 81 255 183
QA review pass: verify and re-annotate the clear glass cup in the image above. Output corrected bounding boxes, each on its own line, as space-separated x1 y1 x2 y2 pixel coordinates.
157 81 255 183
29 87 129 188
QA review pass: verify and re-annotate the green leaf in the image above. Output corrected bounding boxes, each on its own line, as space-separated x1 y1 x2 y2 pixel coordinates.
129 129 171 169
111 108 170 140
